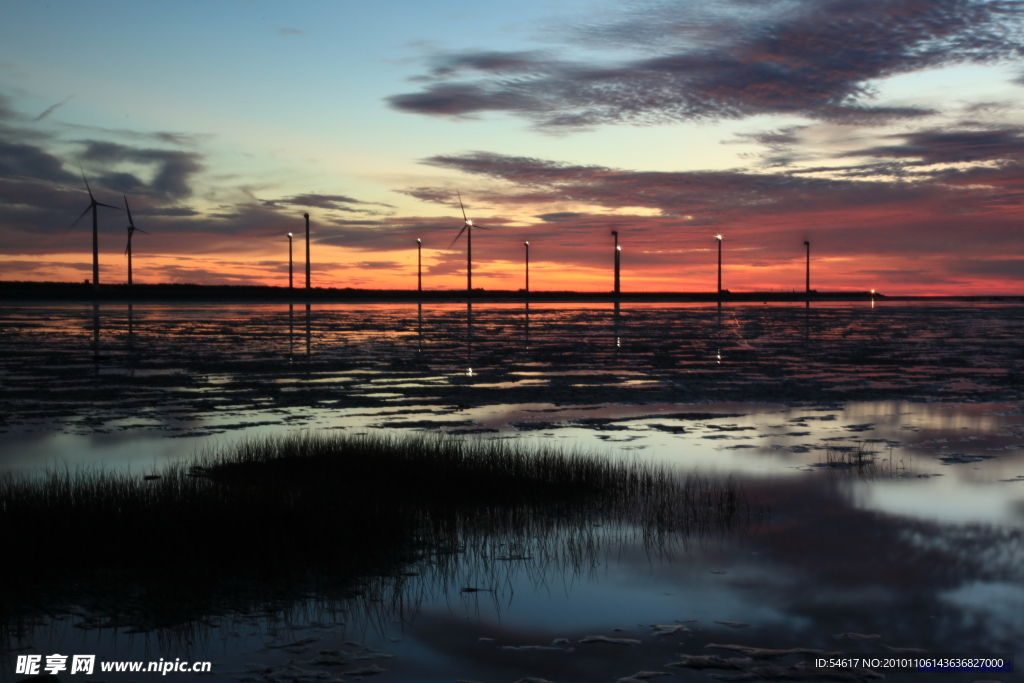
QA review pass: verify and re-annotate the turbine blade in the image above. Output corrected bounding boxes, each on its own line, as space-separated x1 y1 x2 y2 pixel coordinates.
64 205 91 234
448 224 468 248
125 239 130 255
457 189 467 223
134 228 149 235
124 195 135 227
475 224 492 230
77 157 95 200
95 201 121 210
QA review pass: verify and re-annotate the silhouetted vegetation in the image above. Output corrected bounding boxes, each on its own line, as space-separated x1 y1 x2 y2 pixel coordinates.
0 432 765 650
818 441 912 479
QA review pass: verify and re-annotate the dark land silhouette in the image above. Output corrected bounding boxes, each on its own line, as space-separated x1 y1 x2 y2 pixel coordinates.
0 280 920 303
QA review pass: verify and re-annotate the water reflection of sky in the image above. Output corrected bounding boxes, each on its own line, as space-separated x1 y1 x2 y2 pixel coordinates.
1 302 1022 682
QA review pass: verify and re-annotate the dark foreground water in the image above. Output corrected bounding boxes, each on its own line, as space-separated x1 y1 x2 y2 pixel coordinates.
1 301 1022 683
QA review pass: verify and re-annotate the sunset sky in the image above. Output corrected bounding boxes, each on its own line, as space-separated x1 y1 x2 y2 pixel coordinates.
2 0 1024 294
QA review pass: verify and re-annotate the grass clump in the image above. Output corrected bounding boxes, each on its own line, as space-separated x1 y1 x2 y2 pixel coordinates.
818 441 912 478
0 431 765 645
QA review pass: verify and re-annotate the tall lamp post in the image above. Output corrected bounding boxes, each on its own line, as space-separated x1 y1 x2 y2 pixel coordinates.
716 234 723 294
304 213 311 291
416 238 422 292
287 232 294 290
804 240 810 294
524 241 530 294
612 230 620 295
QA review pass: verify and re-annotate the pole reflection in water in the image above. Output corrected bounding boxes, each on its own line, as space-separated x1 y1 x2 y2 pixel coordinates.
466 301 473 376
92 303 100 374
288 303 294 360
805 300 810 344
125 304 136 376
716 302 723 364
524 301 530 348
417 302 423 353
613 300 621 350
305 303 311 358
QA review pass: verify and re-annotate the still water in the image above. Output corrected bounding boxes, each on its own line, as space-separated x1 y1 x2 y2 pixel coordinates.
1 301 1022 682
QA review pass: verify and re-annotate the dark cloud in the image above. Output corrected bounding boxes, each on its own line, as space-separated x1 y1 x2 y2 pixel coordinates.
346 261 402 271
729 125 810 167
389 84 534 118
0 93 17 121
417 50 554 80
421 150 882 217
537 212 583 222
59 122 209 147
0 140 78 184
80 141 203 200
97 171 147 195
261 193 393 211
390 0 1023 129
326 218 386 226
404 148 1024 278
138 206 200 217
850 127 1024 165
399 187 460 205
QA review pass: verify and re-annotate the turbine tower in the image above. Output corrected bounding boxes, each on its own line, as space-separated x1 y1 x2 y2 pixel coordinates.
123 196 148 287
716 234 723 294
449 190 490 295
68 159 120 292
611 230 620 295
304 213 311 290
804 240 810 294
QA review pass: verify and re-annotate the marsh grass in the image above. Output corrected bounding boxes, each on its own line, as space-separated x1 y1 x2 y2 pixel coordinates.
0 431 765 651
820 441 911 478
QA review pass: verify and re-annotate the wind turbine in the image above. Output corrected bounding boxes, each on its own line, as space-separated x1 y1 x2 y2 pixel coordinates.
449 190 490 294
67 159 120 292
124 196 148 286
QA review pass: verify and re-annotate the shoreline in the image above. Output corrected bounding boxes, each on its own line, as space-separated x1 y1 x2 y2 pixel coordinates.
6 280 1020 304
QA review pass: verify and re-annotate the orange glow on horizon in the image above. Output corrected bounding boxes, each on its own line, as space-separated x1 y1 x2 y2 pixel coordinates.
3 248 1022 296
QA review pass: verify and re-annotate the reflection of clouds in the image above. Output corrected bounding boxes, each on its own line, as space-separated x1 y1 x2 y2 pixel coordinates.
941 581 1024 643
840 401 1001 432
852 478 1024 526
738 475 1024 651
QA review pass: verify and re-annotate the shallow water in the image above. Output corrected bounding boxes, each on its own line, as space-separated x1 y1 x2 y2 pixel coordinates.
1 302 1022 682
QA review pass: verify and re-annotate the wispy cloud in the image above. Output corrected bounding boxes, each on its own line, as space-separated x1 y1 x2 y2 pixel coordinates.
33 95 74 122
